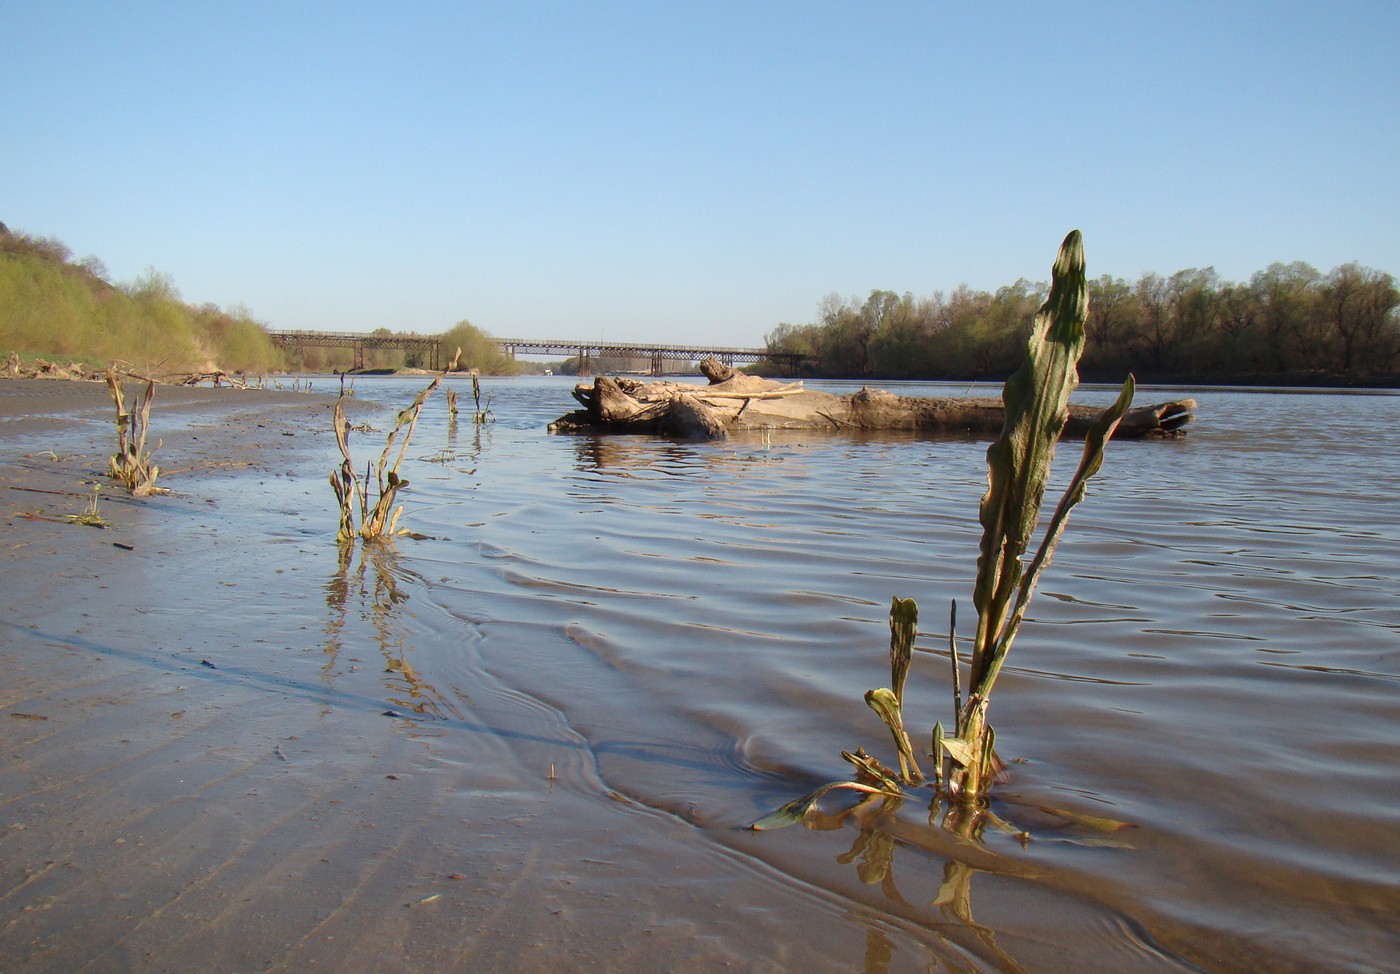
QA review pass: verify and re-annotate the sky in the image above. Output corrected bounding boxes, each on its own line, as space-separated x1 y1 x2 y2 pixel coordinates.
3 1 1398 348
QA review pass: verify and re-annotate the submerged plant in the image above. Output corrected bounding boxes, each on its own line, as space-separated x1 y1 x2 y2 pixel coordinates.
330 349 460 543
105 368 164 496
754 230 1136 829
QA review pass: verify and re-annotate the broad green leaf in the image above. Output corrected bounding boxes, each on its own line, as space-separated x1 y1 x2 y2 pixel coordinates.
888 597 918 706
971 230 1088 693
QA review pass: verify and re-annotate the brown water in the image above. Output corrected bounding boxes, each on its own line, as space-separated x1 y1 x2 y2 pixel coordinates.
5 376 1398 972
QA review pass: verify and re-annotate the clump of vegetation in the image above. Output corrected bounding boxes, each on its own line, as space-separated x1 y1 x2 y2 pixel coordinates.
470 374 494 423
105 368 165 496
330 349 460 543
753 231 1135 830
66 485 109 528
438 319 519 374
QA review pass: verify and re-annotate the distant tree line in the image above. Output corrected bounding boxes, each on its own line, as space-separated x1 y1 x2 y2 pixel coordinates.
762 262 1400 384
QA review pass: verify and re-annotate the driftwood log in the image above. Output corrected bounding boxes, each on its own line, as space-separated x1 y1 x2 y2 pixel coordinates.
549 358 1196 440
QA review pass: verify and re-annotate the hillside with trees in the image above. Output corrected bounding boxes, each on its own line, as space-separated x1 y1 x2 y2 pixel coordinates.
763 263 1400 385
1 224 284 375
0 224 517 376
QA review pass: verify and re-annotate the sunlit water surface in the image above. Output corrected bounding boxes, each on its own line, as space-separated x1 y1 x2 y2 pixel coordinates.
266 375 1399 972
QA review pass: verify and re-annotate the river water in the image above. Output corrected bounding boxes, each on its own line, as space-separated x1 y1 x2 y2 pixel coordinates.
206 375 1400 971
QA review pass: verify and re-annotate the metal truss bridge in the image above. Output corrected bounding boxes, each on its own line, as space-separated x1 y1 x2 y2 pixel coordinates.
494 337 803 375
267 331 805 376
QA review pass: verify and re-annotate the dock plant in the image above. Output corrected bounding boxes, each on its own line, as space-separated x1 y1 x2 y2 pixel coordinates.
330 349 460 543
753 230 1136 830
105 368 164 496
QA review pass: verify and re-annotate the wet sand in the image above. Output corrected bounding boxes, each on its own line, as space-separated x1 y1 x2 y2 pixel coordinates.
0 378 983 973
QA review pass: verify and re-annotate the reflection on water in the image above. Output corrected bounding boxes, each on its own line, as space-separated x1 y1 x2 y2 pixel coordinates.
822 795 1033 974
324 542 461 721
327 376 1400 972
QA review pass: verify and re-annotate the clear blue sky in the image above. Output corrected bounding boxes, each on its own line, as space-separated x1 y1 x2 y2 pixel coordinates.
4 1 1397 347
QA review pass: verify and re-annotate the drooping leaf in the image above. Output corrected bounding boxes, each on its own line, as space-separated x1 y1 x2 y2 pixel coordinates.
748 781 903 831
1037 804 1137 832
864 688 924 785
841 749 904 792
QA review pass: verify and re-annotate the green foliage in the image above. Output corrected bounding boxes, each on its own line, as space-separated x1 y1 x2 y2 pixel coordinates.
767 249 1400 381
753 231 1136 829
1 224 286 374
194 303 284 373
950 232 1134 801
439 320 519 374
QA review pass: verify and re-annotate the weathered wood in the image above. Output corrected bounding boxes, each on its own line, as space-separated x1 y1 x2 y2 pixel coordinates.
549 358 1196 440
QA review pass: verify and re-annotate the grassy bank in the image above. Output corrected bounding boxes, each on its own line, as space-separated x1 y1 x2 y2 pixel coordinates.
1 224 528 377
1 226 284 374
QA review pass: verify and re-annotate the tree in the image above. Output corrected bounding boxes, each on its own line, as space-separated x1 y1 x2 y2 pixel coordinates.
1322 263 1400 373
1084 275 1140 376
1130 273 1173 373
439 319 518 374
1250 262 1322 373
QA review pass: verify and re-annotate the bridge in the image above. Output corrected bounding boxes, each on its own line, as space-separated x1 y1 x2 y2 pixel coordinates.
494 337 803 375
267 330 806 376
267 330 444 371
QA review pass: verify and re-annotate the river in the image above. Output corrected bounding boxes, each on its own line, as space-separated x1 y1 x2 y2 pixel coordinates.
283 373 1393 973
9 372 1394 973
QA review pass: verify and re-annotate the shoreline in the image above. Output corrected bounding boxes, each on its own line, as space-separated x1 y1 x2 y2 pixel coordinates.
1 377 931 973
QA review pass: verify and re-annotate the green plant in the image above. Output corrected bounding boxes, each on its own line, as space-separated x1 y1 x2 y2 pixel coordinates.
753 231 1136 829
66 485 109 528
330 349 460 543
105 368 165 496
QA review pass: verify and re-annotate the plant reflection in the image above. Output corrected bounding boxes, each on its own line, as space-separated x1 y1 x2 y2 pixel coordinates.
324 542 462 721
808 793 1033 974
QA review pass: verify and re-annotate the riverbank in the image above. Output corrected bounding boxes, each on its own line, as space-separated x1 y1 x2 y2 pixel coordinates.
0 378 949 973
